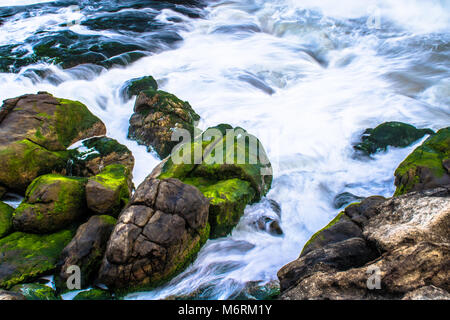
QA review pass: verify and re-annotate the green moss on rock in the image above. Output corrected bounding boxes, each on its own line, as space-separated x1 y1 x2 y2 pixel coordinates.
0 201 14 238
0 139 70 193
123 76 158 99
354 121 434 155
394 127 450 196
157 124 272 238
300 212 346 256
0 229 75 289
86 164 132 216
13 174 87 233
11 283 60 300
73 288 114 300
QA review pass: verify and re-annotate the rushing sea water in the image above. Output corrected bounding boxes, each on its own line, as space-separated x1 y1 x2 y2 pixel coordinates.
0 0 449 299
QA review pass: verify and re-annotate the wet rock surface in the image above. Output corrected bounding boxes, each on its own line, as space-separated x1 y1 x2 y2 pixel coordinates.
98 177 210 291
278 186 450 300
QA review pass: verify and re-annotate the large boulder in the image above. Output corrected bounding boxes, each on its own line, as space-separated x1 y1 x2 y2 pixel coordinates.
0 92 106 193
394 127 450 195
153 124 273 238
56 215 116 290
0 201 14 238
278 186 450 300
128 89 200 159
98 178 210 291
354 121 434 155
70 136 135 177
0 229 75 289
13 174 87 234
85 164 133 217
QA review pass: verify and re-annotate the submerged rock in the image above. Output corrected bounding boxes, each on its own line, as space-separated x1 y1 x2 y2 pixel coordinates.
0 229 75 289
11 283 60 300
394 127 450 195
333 192 364 209
0 201 14 238
98 178 210 292
70 136 135 177
278 186 450 300
153 124 273 238
56 215 116 290
354 121 434 155
128 89 200 159
0 92 106 193
85 164 132 217
13 174 87 234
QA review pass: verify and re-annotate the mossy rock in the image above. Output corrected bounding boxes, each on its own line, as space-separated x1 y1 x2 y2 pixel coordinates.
354 121 434 155
121 76 158 100
157 124 272 238
70 136 135 177
0 139 70 193
86 164 132 216
128 88 201 158
11 283 60 300
183 178 256 238
0 201 14 238
73 288 114 300
13 174 87 233
300 209 363 257
0 92 106 193
0 229 75 289
0 186 6 199
394 127 450 195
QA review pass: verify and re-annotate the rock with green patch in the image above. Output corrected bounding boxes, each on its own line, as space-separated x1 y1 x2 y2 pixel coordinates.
11 283 60 300
0 229 75 289
354 121 434 155
70 136 135 177
0 201 14 238
56 215 116 290
154 124 273 238
13 174 87 233
85 164 132 216
121 76 158 100
394 127 450 196
73 288 114 300
98 178 210 292
128 89 201 158
0 92 106 193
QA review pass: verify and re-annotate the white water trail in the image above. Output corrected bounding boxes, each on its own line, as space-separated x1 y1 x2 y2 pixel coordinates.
0 0 449 299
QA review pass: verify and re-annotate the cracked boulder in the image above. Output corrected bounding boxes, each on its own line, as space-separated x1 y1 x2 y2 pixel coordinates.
98 178 209 291
0 92 106 193
278 187 450 300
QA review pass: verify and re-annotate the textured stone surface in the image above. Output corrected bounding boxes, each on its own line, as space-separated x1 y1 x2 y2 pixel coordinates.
98 178 210 291
13 174 87 233
56 215 116 290
278 187 450 300
128 89 200 158
0 92 105 193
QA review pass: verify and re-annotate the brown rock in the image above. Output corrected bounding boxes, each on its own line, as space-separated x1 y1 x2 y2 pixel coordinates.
98 178 210 291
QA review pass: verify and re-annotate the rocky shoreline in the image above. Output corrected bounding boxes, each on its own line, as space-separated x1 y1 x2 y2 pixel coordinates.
0 77 448 300
278 127 450 300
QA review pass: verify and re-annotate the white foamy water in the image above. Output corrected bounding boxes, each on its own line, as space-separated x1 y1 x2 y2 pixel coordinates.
0 0 449 299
